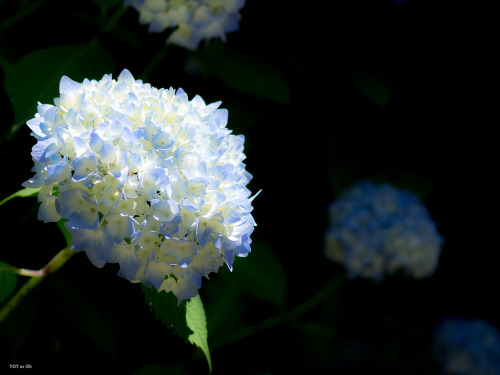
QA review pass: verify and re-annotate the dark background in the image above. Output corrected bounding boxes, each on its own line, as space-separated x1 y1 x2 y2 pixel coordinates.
0 0 495 374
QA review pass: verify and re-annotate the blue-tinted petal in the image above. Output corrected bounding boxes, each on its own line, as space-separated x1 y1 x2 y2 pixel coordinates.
73 154 98 181
31 138 58 162
106 214 135 243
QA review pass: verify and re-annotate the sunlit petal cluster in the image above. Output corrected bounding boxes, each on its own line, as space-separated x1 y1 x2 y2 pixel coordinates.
125 0 245 50
433 318 500 375
24 69 257 302
324 182 442 280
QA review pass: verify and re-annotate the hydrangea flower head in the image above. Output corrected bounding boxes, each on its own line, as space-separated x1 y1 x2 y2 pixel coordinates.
24 69 257 302
433 318 500 375
324 181 442 280
124 0 246 50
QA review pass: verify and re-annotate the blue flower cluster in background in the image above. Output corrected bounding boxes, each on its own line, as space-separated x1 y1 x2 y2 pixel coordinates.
433 318 500 375
324 182 443 280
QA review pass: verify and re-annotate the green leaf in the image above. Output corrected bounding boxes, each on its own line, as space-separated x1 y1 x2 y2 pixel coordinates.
3 42 116 135
141 285 212 372
133 364 186 375
231 241 287 310
141 284 191 339
192 46 290 104
368 170 437 197
0 261 17 302
186 294 211 373
352 67 393 109
106 24 142 50
0 187 40 207
90 0 122 14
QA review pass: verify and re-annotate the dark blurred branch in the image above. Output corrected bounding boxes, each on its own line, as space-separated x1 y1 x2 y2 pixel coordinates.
139 44 172 82
0 0 46 30
101 5 129 32
209 275 346 351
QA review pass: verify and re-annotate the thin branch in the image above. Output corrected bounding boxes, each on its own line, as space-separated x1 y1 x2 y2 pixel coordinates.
0 247 76 323
0 0 46 30
209 275 346 351
14 268 44 277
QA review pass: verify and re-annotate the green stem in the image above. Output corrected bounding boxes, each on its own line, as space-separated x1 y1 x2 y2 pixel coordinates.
14 268 44 277
209 314 283 351
0 0 46 30
0 247 75 323
139 45 173 82
101 5 129 32
288 275 346 319
209 275 346 351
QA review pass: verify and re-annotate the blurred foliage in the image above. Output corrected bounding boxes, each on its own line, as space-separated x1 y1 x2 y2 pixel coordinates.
0 0 494 374
48 273 120 358
3 42 116 138
191 45 290 105
0 261 16 302
0 187 40 206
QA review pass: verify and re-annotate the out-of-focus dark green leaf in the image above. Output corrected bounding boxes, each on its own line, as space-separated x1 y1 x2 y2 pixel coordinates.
133 363 186 375
49 274 119 358
0 0 45 30
3 42 116 134
204 277 243 339
368 170 437 197
231 241 287 310
0 279 41 357
90 0 122 14
71 3 129 33
218 95 268 137
352 67 393 109
294 320 337 338
0 187 40 207
0 47 12 72
0 261 17 302
106 25 142 50
192 47 290 104
326 151 367 198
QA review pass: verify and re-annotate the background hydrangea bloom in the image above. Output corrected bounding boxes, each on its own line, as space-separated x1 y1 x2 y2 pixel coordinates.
433 318 500 375
124 0 246 50
23 69 257 302
324 182 442 280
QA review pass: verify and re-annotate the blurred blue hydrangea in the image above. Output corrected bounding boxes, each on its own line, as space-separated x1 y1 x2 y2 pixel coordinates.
24 69 257 302
124 0 245 50
324 182 442 280
433 318 500 375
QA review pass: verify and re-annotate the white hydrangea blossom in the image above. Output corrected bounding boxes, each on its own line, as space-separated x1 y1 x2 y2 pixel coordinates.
324 182 442 280
124 0 246 50
24 69 257 302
